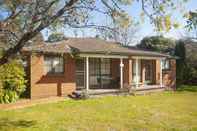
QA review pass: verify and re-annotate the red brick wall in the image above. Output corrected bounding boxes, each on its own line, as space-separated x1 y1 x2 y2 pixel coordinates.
29 54 76 99
111 59 119 80
123 59 130 86
107 58 176 89
155 59 161 85
28 54 176 98
154 59 176 89
110 58 131 88
162 59 176 90
111 59 120 88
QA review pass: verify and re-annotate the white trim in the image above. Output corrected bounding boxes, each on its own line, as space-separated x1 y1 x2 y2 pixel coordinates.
135 59 139 88
129 59 132 85
86 57 89 91
160 59 163 87
132 56 165 60
120 58 124 89
79 53 128 59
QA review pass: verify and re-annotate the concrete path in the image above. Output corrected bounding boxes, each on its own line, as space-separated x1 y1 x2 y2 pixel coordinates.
0 97 66 110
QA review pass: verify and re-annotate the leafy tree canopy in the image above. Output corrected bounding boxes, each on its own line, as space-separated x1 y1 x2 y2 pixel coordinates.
47 33 65 42
137 35 175 54
185 10 197 39
96 22 139 46
0 0 189 65
175 39 197 84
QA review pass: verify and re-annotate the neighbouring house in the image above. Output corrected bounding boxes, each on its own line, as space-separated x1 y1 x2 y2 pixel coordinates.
22 38 176 99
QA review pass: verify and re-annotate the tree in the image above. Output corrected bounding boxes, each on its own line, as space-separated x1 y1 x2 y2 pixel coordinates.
174 39 197 85
0 0 189 65
96 23 139 46
183 39 197 84
137 35 175 54
47 33 65 42
185 11 197 39
174 40 186 85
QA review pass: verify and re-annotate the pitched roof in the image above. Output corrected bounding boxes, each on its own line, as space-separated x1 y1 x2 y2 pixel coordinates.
22 37 168 57
23 40 71 54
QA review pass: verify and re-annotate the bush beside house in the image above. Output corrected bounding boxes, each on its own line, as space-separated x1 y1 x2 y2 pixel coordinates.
175 40 197 85
0 60 27 103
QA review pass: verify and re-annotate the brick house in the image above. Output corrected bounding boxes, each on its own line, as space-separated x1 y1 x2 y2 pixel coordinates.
22 38 176 99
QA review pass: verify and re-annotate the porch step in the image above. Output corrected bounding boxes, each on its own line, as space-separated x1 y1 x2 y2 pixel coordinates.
88 89 128 96
71 87 166 99
72 89 129 98
132 87 165 95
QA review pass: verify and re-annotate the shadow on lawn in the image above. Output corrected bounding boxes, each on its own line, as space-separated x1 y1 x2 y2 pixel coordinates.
176 85 197 92
0 118 37 129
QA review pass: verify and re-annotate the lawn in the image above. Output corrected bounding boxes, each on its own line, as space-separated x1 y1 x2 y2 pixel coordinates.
0 86 197 131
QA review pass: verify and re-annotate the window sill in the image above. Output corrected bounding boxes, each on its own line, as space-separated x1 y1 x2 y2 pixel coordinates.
44 73 65 77
162 69 171 71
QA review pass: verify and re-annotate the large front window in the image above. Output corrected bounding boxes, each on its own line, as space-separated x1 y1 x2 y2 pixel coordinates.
132 59 141 83
44 56 64 74
89 58 111 89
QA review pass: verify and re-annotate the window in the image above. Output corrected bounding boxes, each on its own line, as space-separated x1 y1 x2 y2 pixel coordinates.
89 58 111 88
132 59 141 83
101 58 110 75
162 59 170 70
44 56 64 74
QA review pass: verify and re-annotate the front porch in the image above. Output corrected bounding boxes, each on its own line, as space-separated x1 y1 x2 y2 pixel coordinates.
74 85 165 97
75 54 165 94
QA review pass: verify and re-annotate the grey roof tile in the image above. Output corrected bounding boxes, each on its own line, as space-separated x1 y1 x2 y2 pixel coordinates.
22 37 168 57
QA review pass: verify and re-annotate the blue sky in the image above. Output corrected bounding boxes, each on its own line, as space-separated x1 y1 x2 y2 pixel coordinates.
0 0 196 45
133 0 197 41
43 0 197 45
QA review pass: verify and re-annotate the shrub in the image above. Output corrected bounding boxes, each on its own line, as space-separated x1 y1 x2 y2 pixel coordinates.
0 60 27 103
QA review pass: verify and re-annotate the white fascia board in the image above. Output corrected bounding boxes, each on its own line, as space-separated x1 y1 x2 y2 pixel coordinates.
79 53 128 59
131 56 166 60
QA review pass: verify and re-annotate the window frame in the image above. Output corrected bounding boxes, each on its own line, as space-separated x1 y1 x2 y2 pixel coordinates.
101 58 111 76
162 59 171 70
44 55 64 75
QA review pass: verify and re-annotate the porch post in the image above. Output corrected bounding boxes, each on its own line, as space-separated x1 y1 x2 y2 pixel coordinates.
142 61 146 86
86 57 89 91
120 58 124 89
135 59 139 88
160 59 163 87
128 59 132 85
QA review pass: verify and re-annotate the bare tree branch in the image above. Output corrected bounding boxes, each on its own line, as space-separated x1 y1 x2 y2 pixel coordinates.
0 0 79 65
66 23 117 32
0 0 186 65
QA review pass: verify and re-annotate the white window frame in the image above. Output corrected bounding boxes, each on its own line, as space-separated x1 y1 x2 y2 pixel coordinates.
44 55 64 74
162 59 170 70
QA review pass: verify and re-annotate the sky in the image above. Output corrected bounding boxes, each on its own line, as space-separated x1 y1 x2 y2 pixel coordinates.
0 0 196 45
42 0 197 45
132 0 197 41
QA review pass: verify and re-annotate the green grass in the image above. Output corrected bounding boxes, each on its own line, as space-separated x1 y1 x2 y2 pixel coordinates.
0 86 197 131
177 85 197 92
